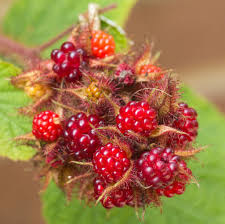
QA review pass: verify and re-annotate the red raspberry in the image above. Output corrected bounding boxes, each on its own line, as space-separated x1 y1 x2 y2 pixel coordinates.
94 177 133 209
115 63 135 86
156 181 186 197
140 64 164 80
173 103 198 145
32 111 62 142
91 30 115 58
64 113 103 160
92 143 131 183
51 41 88 82
136 147 179 188
116 101 157 136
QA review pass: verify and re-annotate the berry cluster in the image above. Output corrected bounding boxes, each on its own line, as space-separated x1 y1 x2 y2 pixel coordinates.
173 103 198 145
32 111 62 142
94 177 133 209
12 5 202 215
91 30 115 58
64 113 103 160
140 64 164 80
156 181 186 197
116 101 157 136
93 143 131 183
136 147 179 188
51 41 87 82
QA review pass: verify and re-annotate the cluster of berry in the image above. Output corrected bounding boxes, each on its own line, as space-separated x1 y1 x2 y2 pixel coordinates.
32 100 197 208
13 10 200 212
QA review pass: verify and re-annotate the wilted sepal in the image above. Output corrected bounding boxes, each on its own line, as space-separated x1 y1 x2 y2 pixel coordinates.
150 125 189 138
174 146 206 157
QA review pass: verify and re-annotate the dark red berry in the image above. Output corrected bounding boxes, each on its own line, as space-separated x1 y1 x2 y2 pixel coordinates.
140 64 164 80
65 69 82 82
136 147 179 188
115 63 135 86
61 41 76 53
94 177 133 209
51 42 88 82
173 103 198 145
51 49 59 61
53 50 66 64
68 51 81 67
32 111 62 142
116 101 157 136
92 143 131 183
91 30 115 58
64 113 103 160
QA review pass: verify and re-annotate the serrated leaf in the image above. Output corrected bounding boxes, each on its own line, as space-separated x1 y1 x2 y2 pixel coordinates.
42 87 225 224
0 61 35 160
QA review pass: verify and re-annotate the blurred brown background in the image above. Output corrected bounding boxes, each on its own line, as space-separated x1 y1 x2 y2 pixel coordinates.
0 0 225 223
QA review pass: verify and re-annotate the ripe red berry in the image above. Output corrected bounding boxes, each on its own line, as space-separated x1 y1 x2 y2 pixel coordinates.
140 64 164 80
136 147 179 188
92 143 131 183
51 42 88 82
64 113 103 160
115 63 135 86
116 101 157 136
173 103 198 145
32 111 62 142
61 41 76 53
156 181 186 197
91 30 115 58
94 177 133 209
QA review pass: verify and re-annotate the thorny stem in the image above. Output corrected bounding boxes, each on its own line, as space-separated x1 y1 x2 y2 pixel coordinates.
0 4 117 68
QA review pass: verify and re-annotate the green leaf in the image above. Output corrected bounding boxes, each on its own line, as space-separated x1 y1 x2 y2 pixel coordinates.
42 87 225 224
3 0 136 49
100 16 129 52
0 61 35 160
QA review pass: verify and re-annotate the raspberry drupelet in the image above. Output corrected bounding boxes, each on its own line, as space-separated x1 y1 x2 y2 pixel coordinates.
156 181 186 197
92 143 131 183
32 111 62 142
116 101 157 136
173 102 198 145
94 177 133 209
51 41 88 82
140 64 164 80
136 147 179 188
91 30 115 58
64 113 103 160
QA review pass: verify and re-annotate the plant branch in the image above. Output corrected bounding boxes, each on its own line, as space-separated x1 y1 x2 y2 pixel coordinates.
0 3 117 67
0 34 41 66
